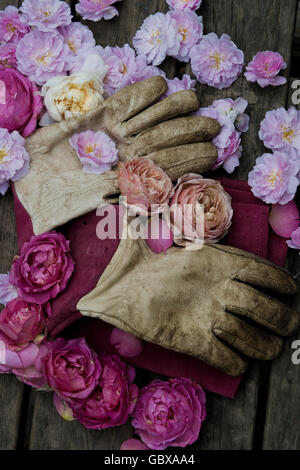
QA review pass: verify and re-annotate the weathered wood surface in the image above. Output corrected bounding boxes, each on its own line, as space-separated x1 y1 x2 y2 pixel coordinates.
0 0 299 450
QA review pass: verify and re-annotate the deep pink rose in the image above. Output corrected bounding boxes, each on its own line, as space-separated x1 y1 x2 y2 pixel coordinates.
72 354 139 430
118 158 174 215
42 338 101 401
0 297 49 351
0 68 43 137
10 232 75 304
170 174 233 246
132 378 206 450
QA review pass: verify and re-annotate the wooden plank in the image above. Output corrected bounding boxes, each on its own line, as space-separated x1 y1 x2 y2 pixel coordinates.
0 0 25 449
27 0 174 451
186 0 298 450
263 83 300 450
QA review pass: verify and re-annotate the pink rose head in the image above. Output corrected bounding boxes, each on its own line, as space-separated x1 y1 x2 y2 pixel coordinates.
133 12 181 66
21 0 72 32
0 68 43 137
69 130 119 175
0 128 30 196
170 174 233 246
120 439 150 451
0 297 48 351
0 273 18 305
98 44 162 95
259 107 300 154
132 378 206 450
214 125 242 174
111 328 144 357
0 5 30 43
245 51 287 88
162 74 196 99
1 341 47 388
11 342 48 389
72 354 139 430
118 158 174 215
59 22 95 56
287 227 300 250
190 33 244 89
169 10 203 62
166 0 202 11
248 152 299 205
145 216 174 254
0 43 17 69
9 231 75 304
198 97 249 133
75 0 122 22
42 338 101 400
16 30 72 86
269 201 299 238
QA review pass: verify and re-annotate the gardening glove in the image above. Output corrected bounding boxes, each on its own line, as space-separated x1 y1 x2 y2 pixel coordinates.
77 218 299 377
14 76 220 235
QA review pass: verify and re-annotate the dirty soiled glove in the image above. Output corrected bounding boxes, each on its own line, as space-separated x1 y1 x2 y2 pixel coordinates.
77 223 299 377
14 76 220 235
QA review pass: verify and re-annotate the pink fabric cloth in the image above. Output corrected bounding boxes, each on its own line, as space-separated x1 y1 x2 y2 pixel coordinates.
12 178 288 399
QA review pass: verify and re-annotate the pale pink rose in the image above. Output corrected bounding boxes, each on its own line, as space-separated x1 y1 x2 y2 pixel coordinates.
0 6 30 43
287 227 300 251
269 201 299 238
170 174 233 246
111 328 143 357
145 217 174 253
0 341 47 389
118 158 174 215
245 51 287 88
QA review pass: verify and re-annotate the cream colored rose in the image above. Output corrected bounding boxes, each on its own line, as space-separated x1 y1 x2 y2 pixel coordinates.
41 72 105 121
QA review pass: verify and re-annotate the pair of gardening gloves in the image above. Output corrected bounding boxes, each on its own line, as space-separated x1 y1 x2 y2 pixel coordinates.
14 76 299 377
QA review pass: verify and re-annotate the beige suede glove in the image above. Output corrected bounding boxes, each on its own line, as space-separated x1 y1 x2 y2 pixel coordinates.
14 76 220 234
77 225 299 376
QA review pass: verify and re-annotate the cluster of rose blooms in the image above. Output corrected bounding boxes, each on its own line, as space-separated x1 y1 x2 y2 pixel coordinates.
0 0 295 194
0 230 206 450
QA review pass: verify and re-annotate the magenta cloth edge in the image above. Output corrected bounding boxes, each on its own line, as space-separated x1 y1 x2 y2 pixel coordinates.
12 178 288 399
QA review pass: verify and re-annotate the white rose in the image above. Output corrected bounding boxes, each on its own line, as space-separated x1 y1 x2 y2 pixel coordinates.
41 72 106 121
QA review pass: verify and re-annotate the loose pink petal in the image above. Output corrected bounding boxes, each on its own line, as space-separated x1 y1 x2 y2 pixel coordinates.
53 393 75 421
145 217 174 254
120 439 150 450
269 201 299 238
111 328 144 357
